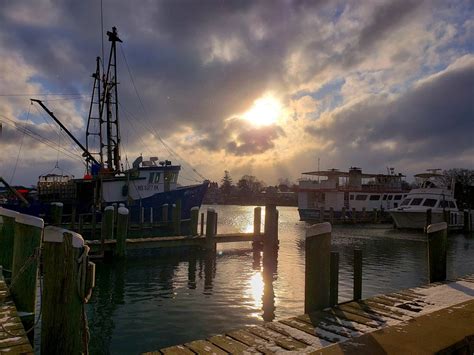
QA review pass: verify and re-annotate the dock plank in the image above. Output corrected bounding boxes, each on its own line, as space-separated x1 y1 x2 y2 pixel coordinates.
209 334 252 354
226 329 279 354
184 339 227 354
247 325 306 351
159 345 195 355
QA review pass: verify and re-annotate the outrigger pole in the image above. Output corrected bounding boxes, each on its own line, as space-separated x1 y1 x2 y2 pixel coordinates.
30 99 100 166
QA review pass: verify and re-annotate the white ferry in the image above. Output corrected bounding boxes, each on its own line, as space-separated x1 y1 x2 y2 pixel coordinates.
389 171 464 230
297 167 407 221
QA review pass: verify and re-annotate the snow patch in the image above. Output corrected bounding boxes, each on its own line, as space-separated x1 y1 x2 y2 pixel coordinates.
43 226 84 248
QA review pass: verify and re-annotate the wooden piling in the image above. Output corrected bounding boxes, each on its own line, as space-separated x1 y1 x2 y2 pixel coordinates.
329 207 334 224
42 227 90 354
173 200 182 235
254 207 262 235
150 207 154 225
140 207 145 228
465 210 472 233
353 249 363 300
91 206 97 239
352 208 357 223
319 208 324 223
425 209 432 232
214 212 218 235
264 205 279 253
361 207 366 221
101 206 114 255
50 202 63 225
330 251 339 307
341 207 346 221
162 204 169 223
70 205 76 229
116 207 129 257
205 209 216 251
11 213 43 313
200 212 204 236
427 222 448 283
305 222 331 313
190 207 199 236
373 208 378 223
0 208 19 271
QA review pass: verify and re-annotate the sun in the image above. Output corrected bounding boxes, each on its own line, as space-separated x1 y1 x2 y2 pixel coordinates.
243 95 282 126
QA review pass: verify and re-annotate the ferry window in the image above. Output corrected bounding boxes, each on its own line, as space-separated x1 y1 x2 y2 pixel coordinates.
394 195 402 200
369 195 380 201
382 195 387 200
148 173 155 184
410 198 423 206
154 173 161 183
401 199 411 206
356 195 367 201
350 195 354 200
439 200 449 208
388 195 393 200
422 199 437 207
448 201 456 208
172 173 178 183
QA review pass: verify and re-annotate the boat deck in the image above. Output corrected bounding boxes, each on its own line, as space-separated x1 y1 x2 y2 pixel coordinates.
143 274 474 354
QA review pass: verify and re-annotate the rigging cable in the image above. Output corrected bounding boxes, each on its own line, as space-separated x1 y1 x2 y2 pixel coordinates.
119 44 207 181
9 105 31 183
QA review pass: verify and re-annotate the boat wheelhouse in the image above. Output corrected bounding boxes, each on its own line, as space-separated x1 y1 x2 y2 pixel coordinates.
298 167 407 221
389 171 464 230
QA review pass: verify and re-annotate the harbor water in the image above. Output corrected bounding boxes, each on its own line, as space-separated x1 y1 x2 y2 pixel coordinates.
86 205 474 354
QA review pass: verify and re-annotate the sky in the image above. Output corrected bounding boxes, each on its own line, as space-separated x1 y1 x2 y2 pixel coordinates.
0 0 473 187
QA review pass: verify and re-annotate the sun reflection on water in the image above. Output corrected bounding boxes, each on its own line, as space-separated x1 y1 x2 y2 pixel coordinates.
247 272 264 311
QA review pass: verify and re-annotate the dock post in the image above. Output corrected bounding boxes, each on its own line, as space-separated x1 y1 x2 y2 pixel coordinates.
330 251 339 307
254 207 262 235
373 208 378 223
353 249 363 300
352 208 357 224
50 202 63 225
264 205 279 254
427 222 448 283
150 207 154 225
91 206 97 239
78 214 84 234
162 204 169 223
465 210 472 233
190 207 199 236
101 206 114 256
214 212 218 235
362 207 366 221
0 208 19 272
116 207 129 257
319 208 324 222
140 207 145 229
205 208 216 251
305 222 331 314
42 227 94 354
11 213 43 313
173 200 182 235
341 207 346 222
425 209 432 232
329 207 334 224
200 212 204 236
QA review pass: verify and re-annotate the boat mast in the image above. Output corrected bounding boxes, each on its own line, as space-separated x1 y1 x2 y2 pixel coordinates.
103 27 122 173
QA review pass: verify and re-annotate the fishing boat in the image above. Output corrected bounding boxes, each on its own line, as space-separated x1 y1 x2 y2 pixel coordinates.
297 167 407 221
389 170 464 230
1 27 208 221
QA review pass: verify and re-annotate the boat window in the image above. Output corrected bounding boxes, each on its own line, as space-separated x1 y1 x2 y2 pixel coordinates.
350 194 354 200
172 173 179 183
401 199 411 206
154 173 161 183
448 201 456 208
394 195 402 200
356 195 367 201
382 195 387 200
148 173 155 184
369 195 380 201
439 200 449 208
422 199 437 207
410 198 423 206
388 195 393 200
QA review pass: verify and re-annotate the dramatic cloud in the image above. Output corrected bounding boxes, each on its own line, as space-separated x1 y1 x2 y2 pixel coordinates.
0 0 472 185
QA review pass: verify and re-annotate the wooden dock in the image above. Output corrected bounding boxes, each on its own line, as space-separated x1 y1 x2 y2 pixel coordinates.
0 270 34 354
86 232 263 253
144 274 474 354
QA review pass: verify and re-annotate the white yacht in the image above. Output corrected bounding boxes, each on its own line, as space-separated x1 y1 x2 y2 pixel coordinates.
389 171 464 230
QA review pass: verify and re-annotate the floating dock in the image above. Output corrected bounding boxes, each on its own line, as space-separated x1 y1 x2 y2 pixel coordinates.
0 270 34 354
144 274 474 354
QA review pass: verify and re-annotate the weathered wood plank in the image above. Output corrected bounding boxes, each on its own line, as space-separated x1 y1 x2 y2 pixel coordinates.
278 317 346 343
184 339 227 354
323 308 383 328
226 329 278 354
159 344 195 355
296 313 365 338
246 325 306 351
342 301 409 321
208 334 251 354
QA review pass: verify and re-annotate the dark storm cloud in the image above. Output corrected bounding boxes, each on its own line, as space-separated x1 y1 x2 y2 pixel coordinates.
306 58 474 163
226 124 285 156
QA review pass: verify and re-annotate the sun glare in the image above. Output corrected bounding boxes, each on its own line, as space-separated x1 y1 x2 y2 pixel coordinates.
243 95 282 126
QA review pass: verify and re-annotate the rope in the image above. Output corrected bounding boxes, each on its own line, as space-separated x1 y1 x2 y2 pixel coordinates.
77 245 91 355
9 106 31 183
